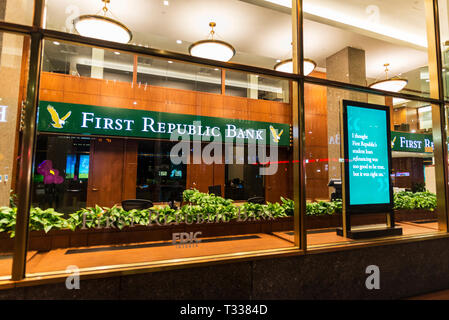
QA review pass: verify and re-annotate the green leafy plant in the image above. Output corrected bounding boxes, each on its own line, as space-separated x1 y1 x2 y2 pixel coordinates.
0 206 16 237
0 206 67 238
0 188 436 237
281 197 294 216
394 191 436 211
29 207 67 233
306 200 341 216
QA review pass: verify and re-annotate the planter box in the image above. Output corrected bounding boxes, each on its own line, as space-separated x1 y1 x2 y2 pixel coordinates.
0 209 437 253
0 217 294 253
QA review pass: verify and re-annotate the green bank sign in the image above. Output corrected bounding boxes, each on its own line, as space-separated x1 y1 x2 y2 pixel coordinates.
37 101 291 146
391 131 433 154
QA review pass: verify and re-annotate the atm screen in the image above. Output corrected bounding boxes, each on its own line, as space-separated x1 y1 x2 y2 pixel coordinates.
79 155 90 179
65 154 76 179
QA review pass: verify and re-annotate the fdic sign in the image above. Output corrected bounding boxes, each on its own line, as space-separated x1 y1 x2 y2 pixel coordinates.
172 232 202 248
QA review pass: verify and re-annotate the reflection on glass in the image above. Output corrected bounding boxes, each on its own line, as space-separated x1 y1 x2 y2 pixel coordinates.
302 0 430 96
44 0 292 69
225 69 290 102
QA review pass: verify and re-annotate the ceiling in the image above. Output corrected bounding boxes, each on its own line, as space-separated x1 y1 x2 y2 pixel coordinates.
43 0 430 81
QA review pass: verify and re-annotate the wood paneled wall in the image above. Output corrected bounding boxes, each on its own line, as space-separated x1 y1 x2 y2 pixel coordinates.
186 163 225 196
39 72 292 124
304 71 329 201
265 148 293 203
86 138 138 207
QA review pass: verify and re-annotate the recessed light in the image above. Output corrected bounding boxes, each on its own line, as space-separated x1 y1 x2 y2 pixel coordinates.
163 0 169 6
176 40 182 44
168 61 173 64
214 68 219 71
114 51 120 55
133 101 137 105
53 41 60 45
276 59 281 63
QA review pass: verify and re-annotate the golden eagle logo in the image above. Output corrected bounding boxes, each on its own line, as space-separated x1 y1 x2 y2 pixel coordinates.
269 125 284 143
47 105 71 129
391 136 397 149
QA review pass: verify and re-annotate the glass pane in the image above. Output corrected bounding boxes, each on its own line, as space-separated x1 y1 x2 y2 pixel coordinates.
302 0 431 97
44 0 292 69
137 56 222 94
0 0 34 25
28 40 295 275
304 83 439 248
0 32 30 280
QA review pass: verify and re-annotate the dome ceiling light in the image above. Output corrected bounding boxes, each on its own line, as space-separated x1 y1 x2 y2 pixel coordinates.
189 22 236 62
274 58 317 76
369 63 408 92
73 0 132 44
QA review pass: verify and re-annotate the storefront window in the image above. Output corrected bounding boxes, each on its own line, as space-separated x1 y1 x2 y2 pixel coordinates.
0 32 30 279
301 0 431 97
304 83 440 248
137 56 222 94
23 38 296 276
44 0 292 70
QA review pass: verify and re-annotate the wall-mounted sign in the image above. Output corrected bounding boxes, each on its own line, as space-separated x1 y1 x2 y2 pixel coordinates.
391 131 433 154
343 100 393 213
37 101 291 147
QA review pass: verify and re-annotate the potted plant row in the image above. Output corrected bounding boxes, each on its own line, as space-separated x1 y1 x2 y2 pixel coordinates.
0 190 436 252
0 189 294 252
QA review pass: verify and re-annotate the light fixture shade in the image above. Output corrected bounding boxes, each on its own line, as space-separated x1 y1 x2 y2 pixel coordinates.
369 78 408 92
274 58 316 76
304 59 317 76
274 59 292 73
73 15 132 44
189 39 236 62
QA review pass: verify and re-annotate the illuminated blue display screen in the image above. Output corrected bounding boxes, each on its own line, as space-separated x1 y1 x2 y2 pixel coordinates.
79 155 89 179
65 154 76 179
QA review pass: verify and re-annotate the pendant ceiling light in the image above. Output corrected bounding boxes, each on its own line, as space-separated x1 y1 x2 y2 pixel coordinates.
369 63 408 92
73 0 132 44
274 58 316 76
189 22 236 62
